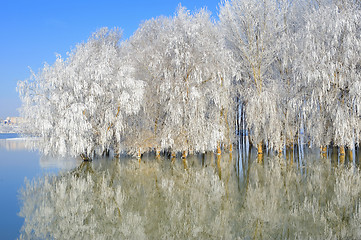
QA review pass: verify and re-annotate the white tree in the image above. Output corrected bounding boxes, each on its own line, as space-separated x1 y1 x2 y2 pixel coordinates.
219 0 300 155
299 0 361 151
128 6 234 155
18 28 144 159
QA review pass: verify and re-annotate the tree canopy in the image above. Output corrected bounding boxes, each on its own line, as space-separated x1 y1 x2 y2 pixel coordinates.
18 0 361 159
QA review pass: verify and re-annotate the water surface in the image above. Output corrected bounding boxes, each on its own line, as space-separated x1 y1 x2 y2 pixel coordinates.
2 137 361 239
0 134 78 239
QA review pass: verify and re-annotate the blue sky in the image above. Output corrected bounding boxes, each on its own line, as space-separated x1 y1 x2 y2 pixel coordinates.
0 0 220 119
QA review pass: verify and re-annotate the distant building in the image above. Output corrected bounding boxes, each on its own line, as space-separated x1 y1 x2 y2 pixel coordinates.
4 117 25 125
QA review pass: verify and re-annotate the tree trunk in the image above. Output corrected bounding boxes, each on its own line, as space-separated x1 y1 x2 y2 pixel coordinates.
156 149 160 159
257 142 263 163
229 143 233 162
339 145 345 165
278 147 283 158
171 151 176 164
217 143 222 156
137 149 142 165
182 150 188 170
289 145 294 166
80 153 91 162
349 148 353 163
321 146 327 159
217 155 222 180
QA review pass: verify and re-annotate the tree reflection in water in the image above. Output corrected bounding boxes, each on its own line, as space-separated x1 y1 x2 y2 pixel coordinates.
18 152 361 239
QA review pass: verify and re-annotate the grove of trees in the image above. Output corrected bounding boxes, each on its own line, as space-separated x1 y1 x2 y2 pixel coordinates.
18 0 361 160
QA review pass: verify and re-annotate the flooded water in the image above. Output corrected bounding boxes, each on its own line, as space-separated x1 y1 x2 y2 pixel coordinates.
2 135 361 239
0 134 80 240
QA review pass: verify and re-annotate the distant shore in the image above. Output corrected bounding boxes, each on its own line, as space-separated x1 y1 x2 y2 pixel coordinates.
0 124 23 134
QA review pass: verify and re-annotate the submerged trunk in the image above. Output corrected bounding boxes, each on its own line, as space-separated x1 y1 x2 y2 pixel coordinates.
137 149 142 165
257 142 263 163
80 153 92 162
278 147 283 158
217 143 222 156
288 145 294 166
171 152 176 164
114 147 120 159
217 143 222 179
156 149 160 159
349 148 353 163
339 146 345 164
229 144 233 162
217 155 222 180
182 150 188 170
102 149 110 157
321 146 327 159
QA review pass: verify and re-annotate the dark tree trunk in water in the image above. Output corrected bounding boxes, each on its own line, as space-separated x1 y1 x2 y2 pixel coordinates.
339 146 345 164
80 153 92 162
257 142 263 163
182 151 188 170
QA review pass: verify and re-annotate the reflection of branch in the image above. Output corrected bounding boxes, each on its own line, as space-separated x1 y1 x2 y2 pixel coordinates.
71 161 94 177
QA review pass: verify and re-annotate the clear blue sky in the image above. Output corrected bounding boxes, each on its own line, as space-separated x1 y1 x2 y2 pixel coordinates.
0 0 220 119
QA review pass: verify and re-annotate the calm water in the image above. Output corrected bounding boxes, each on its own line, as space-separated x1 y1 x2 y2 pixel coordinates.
0 134 79 240
2 134 361 239
0 133 20 140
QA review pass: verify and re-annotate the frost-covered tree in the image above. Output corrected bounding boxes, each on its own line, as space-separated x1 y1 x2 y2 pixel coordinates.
18 28 144 159
299 0 361 150
18 0 361 161
128 6 234 154
219 0 300 153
